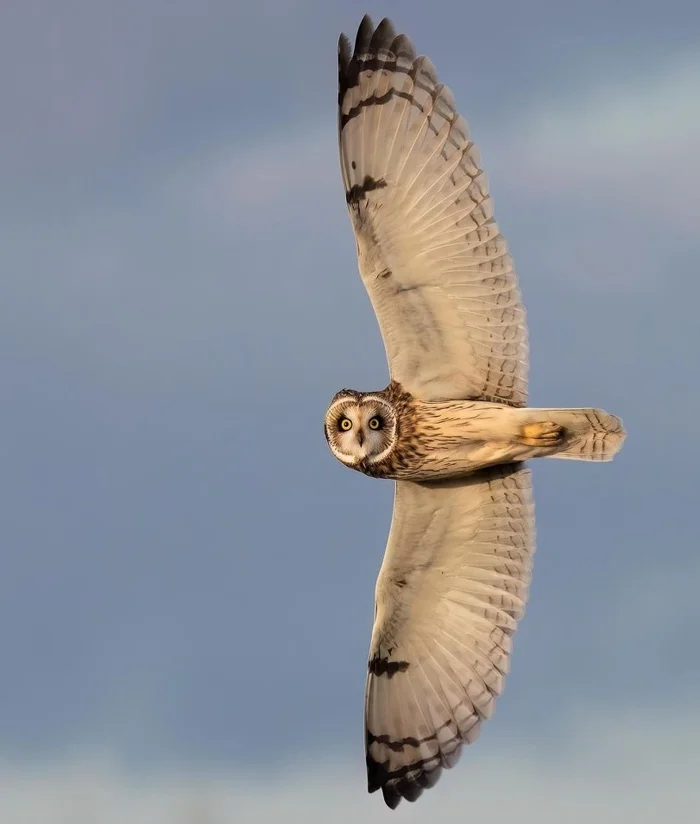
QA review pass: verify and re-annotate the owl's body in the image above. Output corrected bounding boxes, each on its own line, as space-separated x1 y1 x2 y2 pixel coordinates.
324 16 626 810
326 381 624 481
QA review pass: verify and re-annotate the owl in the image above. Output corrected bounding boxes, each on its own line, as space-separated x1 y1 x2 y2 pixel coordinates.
324 15 626 809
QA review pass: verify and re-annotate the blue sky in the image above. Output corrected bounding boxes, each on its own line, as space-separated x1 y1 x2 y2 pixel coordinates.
2 1 699 820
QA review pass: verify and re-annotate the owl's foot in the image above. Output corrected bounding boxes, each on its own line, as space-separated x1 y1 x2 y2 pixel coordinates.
519 421 565 448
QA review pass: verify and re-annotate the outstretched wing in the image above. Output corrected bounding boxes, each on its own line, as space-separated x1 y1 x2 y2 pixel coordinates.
365 464 535 808
338 16 528 405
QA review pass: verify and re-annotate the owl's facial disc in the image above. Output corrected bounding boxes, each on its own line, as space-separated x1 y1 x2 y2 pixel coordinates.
324 393 397 467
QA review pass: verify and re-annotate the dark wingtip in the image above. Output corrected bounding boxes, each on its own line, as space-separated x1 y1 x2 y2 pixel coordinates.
366 728 449 808
366 750 383 794
338 17 417 107
395 778 423 803
367 752 402 809
354 14 375 55
367 747 437 809
390 33 415 60
382 784 402 810
369 18 396 54
338 33 351 73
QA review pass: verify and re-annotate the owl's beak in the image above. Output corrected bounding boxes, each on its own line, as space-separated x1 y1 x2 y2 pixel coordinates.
356 431 364 447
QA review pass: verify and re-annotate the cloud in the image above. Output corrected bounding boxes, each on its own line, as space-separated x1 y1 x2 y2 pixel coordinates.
177 47 700 231
3 699 699 823
487 50 700 230
459 49 700 295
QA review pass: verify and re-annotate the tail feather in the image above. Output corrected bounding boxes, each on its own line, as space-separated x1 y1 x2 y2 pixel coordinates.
526 407 626 462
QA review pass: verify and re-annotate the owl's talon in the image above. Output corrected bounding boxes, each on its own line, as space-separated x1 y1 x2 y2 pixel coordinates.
519 421 564 447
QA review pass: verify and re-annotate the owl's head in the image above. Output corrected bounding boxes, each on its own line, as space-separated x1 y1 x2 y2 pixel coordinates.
324 390 397 468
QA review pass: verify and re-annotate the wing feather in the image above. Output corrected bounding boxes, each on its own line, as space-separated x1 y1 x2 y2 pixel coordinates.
338 16 528 404
365 464 535 807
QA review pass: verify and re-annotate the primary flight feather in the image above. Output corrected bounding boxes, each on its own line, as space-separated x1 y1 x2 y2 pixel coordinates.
324 15 625 809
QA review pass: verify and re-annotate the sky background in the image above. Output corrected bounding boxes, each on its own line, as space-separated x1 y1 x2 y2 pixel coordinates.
2 0 700 820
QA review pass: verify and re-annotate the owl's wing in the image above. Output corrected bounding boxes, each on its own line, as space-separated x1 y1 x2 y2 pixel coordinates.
338 16 528 405
365 464 535 808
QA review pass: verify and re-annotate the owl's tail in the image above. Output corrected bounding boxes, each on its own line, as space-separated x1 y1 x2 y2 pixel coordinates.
521 407 626 462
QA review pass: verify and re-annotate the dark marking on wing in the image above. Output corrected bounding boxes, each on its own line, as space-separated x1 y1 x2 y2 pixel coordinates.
367 725 440 752
338 16 416 105
366 719 459 807
346 175 387 205
368 654 410 677
367 751 435 808
340 86 417 128
338 16 425 131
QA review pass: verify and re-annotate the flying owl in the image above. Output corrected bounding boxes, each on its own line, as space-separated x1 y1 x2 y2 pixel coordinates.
324 15 626 809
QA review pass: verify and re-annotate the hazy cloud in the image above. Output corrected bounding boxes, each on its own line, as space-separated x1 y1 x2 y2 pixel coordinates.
491 50 700 230
3 700 699 822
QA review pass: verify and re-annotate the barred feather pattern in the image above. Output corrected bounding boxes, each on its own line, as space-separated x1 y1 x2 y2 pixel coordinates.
365 464 535 808
338 15 529 406
537 407 627 461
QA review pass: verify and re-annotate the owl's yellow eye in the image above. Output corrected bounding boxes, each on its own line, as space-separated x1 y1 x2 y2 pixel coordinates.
339 417 352 431
368 416 383 430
